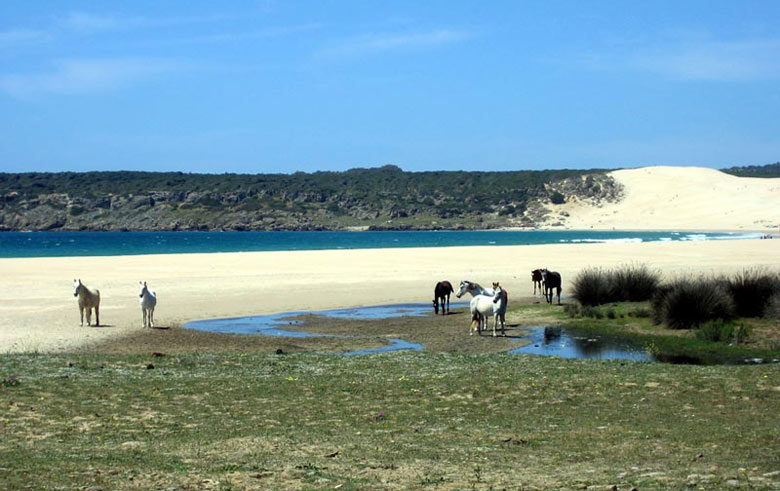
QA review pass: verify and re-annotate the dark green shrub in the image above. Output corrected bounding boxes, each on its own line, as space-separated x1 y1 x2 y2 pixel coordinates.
610 264 661 302
571 268 611 306
563 303 581 318
550 191 565 204
629 307 651 318
765 293 780 319
726 269 780 318
696 319 751 344
581 305 603 319
572 264 660 306
652 279 734 330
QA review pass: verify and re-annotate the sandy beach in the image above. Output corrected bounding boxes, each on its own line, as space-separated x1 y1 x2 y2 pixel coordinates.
2 166 779 353
1 238 778 353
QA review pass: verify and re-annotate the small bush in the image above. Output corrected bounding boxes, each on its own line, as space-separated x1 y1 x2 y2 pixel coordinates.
550 191 565 205
652 279 734 330
629 307 651 318
726 269 780 318
571 268 612 306
611 264 661 302
563 303 581 318
696 319 752 344
581 305 603 319
765 293 780 319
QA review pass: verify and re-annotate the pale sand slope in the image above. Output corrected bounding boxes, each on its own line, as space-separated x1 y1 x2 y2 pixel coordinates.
1 239 779 353
554 166 780 231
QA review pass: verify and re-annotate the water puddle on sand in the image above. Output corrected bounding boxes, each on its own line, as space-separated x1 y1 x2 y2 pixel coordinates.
184 303 466 355
185 303 655 361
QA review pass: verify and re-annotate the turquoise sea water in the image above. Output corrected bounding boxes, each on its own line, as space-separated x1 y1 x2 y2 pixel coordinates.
0 230 762 258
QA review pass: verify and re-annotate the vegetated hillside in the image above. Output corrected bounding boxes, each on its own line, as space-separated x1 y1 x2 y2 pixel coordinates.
721 162 780 178
0 165 621 231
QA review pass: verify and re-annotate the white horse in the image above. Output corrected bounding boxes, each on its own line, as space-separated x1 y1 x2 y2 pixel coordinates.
469 295 494 335
73 279 100 327
139 281 157 328
461 280 505 336
455 280 495 299
491 283 508 337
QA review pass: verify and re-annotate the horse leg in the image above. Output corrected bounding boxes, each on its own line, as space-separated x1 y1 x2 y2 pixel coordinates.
557 287 561 305
150 308 154 328
79 306 84 326
95 305 99 326
445 294 450 314
86 308 92 326
142 308 147 328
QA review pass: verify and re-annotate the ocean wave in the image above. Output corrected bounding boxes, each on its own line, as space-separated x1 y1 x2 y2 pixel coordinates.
562 238 644 244
681 233 763 241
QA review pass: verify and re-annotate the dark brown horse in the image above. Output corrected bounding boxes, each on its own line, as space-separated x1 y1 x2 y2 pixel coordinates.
540 269 562 305
531 269 544 295
433 280 454 315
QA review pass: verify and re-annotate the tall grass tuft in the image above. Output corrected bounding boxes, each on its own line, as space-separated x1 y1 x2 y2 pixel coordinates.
696 319 751 343
726 269 780 318
571 268 611 306
766 293 780 319
571 264 660 306
611 264 661 302
652 279 734 330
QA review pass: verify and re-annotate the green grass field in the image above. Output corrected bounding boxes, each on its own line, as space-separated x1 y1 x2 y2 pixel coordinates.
2 301 779 490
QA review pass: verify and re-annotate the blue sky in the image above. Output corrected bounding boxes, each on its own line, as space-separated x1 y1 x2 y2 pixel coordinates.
1 1 778 173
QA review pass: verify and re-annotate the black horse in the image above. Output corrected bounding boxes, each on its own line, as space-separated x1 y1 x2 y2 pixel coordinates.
433 280 454 315
540 269 562 305
531 269 544 295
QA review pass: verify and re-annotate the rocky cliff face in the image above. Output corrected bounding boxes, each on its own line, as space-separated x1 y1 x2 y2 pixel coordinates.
0 172 623 231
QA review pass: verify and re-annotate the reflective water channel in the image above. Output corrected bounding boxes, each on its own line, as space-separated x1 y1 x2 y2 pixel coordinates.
184 303 656 361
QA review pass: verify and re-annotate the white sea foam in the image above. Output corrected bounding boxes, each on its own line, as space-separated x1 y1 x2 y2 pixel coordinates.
565 238 644 244
681 233 762 241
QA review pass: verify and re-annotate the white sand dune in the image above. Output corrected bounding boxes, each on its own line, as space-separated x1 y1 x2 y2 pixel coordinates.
1 166 779 353
554 166 780 231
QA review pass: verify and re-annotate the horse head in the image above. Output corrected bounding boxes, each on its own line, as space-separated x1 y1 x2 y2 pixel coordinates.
139 281 148 298
73 279 82 297
455 280 471 298
432 298 439 314
492 285 504 304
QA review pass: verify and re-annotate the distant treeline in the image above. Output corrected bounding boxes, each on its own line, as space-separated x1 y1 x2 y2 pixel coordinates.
0 165 618 231
0 165 599 200
721 162 780 178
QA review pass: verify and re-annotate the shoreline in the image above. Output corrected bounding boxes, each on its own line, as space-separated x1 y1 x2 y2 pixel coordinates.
1 227 777 234
1 238 779 354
